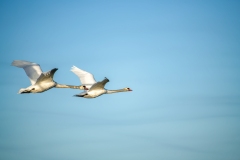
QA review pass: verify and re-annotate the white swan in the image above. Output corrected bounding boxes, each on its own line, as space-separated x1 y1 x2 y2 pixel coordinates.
74 77 132 98
12 60 58 94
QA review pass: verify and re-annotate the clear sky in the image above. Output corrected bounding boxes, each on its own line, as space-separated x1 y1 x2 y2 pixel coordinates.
1 0 240 160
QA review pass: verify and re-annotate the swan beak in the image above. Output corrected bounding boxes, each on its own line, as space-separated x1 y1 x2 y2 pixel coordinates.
128 88 132 91
19 90 30 94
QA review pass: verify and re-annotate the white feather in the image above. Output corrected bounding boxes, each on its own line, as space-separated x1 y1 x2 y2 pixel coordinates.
11 60 42 85
70 66 96 87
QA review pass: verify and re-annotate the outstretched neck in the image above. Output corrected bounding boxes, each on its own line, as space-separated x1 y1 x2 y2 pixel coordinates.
106 89 127 94
55 84 84 90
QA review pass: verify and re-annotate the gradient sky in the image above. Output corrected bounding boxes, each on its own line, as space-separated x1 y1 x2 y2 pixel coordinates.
1 0 240 160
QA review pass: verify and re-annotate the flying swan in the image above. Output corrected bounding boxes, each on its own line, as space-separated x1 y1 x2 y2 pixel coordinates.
56 65 132 98
11 60 58 94
74 77 132 98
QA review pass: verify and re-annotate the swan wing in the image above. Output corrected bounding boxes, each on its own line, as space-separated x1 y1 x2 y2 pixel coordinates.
71 66 96 85
89 77 109 91
11 60 43 85
35 68 58 84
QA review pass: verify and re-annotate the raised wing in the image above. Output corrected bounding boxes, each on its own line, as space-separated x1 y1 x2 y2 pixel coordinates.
36 68 58 84
11 60 43 85
89 77 109 91
71 66 96 85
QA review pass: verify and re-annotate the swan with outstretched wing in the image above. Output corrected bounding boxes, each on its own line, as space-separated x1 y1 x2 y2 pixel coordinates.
12 60 58 94
74 77 132 98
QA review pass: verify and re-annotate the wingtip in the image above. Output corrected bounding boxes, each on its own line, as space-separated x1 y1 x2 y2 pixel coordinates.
52 68 58 71
11 60 18 66
70 65 76 71
11 60 39 67
105 77 110 82
11 60 14 66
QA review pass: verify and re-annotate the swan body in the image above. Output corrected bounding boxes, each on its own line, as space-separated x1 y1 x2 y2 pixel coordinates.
12 60 58 94
75 78 108 98
74 78 132 98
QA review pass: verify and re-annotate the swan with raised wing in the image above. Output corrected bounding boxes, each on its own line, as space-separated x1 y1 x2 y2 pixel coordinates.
74 77 132 98
12 60 58 94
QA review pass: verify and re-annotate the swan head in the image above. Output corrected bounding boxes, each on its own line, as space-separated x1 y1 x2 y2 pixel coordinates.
125 87 132 91
18 87 36 94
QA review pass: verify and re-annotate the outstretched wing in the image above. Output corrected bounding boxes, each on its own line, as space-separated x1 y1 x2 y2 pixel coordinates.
71 66 96 85
89 77 109 91
36 68 58 84
11 60 43 85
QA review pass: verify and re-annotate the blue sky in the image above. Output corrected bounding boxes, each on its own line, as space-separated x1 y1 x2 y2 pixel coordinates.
1 0 240 160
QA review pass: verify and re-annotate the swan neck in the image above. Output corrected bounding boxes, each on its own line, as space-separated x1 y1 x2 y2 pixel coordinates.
55 84 82 89
106 89 126 94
